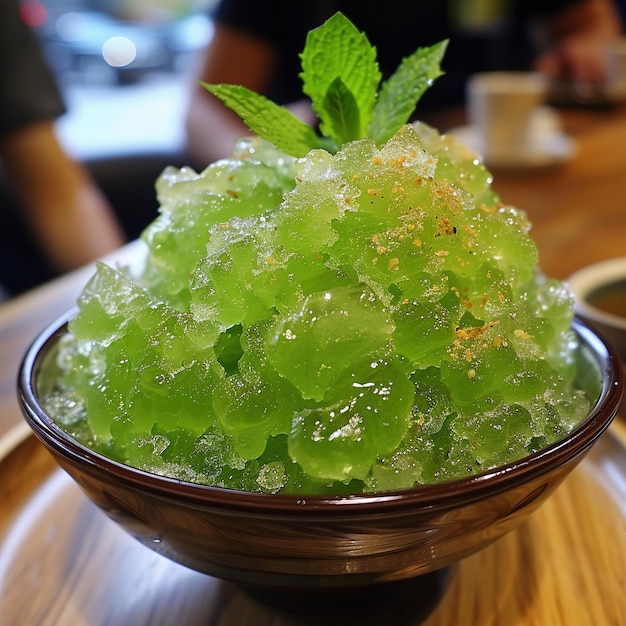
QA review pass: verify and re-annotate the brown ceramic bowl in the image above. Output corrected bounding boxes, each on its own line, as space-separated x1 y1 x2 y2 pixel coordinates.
17 313 622 604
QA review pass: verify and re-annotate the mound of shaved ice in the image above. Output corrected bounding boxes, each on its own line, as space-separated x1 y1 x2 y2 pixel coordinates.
43 123 590 494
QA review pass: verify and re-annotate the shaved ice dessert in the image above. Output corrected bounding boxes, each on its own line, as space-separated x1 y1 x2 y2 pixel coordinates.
42 13 589 495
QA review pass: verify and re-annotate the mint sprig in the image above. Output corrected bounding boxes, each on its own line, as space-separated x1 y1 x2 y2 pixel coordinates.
202 12 447 157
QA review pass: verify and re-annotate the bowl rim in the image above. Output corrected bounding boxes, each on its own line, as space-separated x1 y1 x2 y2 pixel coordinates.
17 311 623 516
568 257 626 330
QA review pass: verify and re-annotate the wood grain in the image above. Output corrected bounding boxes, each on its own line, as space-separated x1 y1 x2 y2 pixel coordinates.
0 421 624 626
2 105 626 625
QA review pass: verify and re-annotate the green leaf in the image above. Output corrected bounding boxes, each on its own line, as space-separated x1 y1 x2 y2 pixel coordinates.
202 13 447 157
369 40 448 145
201 82 322 158
322 77 361 146
300 12 380 142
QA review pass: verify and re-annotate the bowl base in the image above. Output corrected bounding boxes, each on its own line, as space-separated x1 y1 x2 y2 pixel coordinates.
238 567 452 624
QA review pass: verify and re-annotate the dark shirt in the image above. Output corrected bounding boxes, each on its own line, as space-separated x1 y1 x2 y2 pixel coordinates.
0 1 67 296
213 0 578 112
0 0 66 140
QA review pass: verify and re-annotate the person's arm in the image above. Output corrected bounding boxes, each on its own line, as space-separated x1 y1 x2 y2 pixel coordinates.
185 22 315 165
0 120 126 274
532 0 623 82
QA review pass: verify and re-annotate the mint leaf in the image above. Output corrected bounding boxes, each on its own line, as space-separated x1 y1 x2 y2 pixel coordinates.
369 40 448 145
201 83 322 157
201 13 447 158
300 12 380 142
322 77 361 147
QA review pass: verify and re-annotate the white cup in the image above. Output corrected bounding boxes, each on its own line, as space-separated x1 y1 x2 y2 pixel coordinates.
467 72 547 161
605 37 626 100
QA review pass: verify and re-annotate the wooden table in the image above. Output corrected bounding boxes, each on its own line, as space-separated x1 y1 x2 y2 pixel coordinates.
1 106 625 625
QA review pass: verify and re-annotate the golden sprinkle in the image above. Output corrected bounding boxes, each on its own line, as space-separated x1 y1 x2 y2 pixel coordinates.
388 258 400 271
413 238 422 247
376 245 387 255
455 320 499 341
367 188 379 196
437 217 456 236
514 329 531 340
373 156 383 165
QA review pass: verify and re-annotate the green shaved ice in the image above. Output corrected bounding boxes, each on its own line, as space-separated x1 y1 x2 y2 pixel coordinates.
42 122 589 494
40 14 590 494
265 284 395 402
141 138 296 311
289 358 414 481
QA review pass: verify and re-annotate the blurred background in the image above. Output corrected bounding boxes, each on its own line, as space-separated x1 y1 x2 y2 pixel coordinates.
18 0 217 159
5 0 626 299
0 0 217 297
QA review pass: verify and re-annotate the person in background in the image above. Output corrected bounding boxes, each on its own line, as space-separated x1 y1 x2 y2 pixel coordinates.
531 0 623 82
185 0 623 165
0 0 126 299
